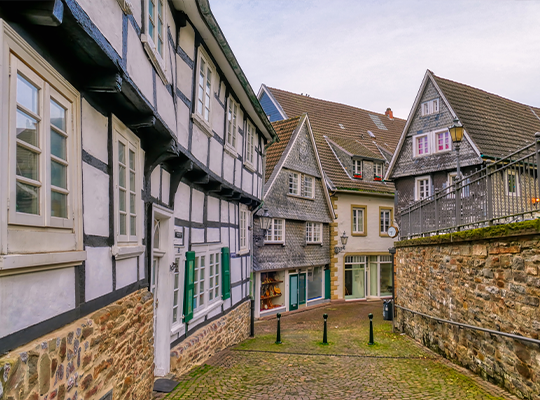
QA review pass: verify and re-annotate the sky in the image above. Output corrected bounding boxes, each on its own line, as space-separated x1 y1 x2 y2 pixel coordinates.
209 0 540 120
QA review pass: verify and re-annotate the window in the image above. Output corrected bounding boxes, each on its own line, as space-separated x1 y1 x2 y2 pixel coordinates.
415 134 430 156
193 50 214 133
288 172 299 195
226 97 238 151
374 163 383 181
505 170 519 196
245 121 256 168
380 208 393 235
148 0 164 56
352 206 366 235
436 130 451 152
302 175 314 198
415 176 431 200
421 98 440 116
353 160 362 178
114 120 142 244
239 205 248 252
208 252 220 301
306 222 322 243
307 266 323 300
142 0 167 82
190 249 223 313
193 254 205 310
265 218 284 243
172 258 180 324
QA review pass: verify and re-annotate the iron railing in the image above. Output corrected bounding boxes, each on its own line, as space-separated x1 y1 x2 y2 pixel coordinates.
399 133 540 238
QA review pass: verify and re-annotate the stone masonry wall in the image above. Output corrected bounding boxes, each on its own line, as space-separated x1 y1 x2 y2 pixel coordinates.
395 222 540 399
0 289 154 400
170 300 250 377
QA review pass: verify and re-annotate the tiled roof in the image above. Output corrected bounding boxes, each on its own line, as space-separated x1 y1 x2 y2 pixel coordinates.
432 73 540 158
267 87 406 193
325 136 382 159
265 116 301 183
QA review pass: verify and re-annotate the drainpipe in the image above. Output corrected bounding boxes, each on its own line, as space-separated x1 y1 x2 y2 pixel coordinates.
389 247 396 331
249 200 265 336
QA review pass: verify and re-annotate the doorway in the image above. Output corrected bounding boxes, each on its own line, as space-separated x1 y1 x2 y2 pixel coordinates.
289 273 306 311
344 256 366 299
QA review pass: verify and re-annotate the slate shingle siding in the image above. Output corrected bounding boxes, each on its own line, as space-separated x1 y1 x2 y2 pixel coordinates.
282 126 321 178
253 219 330 271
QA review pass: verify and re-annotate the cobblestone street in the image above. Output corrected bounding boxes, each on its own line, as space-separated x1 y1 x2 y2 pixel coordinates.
165 301 518 400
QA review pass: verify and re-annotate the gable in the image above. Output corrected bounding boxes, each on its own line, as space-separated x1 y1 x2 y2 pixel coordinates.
282 122 321 178
259 91 285 122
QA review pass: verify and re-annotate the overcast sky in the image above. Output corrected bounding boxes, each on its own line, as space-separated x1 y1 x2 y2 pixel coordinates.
210 0 540 120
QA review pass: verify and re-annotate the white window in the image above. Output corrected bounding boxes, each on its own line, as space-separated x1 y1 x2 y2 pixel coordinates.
421 98 440 116
302 175 314 198
306 222 322 243
414 134 430 157
245 121 256 168
172 258 180 324
193 249 221 313
148 0 164 56
193 254 205 310
193 50 214 134
374 163 383 180
239 205 248 252
352 207 365 234
380 209 392 235
288 172 299 195
208 252 220 301
226 97 238 151
505 170 520 196
415 176 431 200
142 0 167 82
265 218 284 243
353 160 362 177
114 120 142 244
436 130 451 153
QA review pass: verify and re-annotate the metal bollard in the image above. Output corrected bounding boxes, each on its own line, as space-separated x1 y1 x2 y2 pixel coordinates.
275 313 282 344
250 299 255 337
368 313 374 345
322 313 328 345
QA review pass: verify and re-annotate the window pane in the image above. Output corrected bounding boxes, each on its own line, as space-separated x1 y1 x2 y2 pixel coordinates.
17 74 38 113
16 181 39 214
50 99 66 131
51 190 67 218
119 189 126 211
130 216 136 236
130 171 135 191
120 213 126 235
16 110 38 146
51 129 66 160
16 145 39 180
129 150 135 170
130 193 136 214
158 37 163 56
119 165 126 188
118 142 125 165
51 160 67 189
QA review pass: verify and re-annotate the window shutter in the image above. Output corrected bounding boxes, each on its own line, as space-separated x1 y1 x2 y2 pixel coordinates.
183 251 195 323
221 247 231 300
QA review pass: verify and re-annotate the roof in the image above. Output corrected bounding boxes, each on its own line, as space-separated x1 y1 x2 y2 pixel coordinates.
432 73 540 159
265 116 301 183
264 86 406 193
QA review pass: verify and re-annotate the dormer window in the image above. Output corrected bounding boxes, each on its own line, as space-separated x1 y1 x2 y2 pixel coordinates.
421 98 440 116
374 163 383 181
353 159 362 179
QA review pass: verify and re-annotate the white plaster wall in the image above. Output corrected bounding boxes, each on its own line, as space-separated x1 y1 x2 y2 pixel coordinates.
176 58 192 101
175 182 191 220
176 102 190 149
209 138 222 176
83 163 110 237
219 82 226 107
223 154 234 184
232 286 242 304
0 268 76 337
242 169 253 194
207 227 219 242
190 189 204 223
162 169 170 205
220 200 228 223
85 246 113 301
191 126 209 165
191 228 204 243
8 228 76 254
178 22 195 60
220 227 229 245
207 196 220 221
151 167 160 199
229 203 236 225
207 305 221 319
81 99 108 163
157 82 176 133
127 24 154 104
211 98 225 136
131 0 142 28
116 256 138 288
139 251 146 279
234 158 242 188
230 258 241 283
229 227 236 252
165 10 176 84
78 0 123 55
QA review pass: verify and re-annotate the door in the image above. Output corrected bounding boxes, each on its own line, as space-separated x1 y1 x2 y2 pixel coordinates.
299 273 306 305
289 274 298 311
150 257 159 335
344 256 366 300
324 268 331 299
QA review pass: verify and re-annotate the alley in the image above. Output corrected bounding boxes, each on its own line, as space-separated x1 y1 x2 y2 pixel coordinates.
165 301 517 400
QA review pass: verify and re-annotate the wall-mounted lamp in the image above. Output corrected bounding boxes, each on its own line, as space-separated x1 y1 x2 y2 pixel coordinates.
334 231 348 254
254 209 272 246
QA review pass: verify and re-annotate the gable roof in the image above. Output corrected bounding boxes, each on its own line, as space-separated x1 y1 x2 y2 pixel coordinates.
263 87 406 194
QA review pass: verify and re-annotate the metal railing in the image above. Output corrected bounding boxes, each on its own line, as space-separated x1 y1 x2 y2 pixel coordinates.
399 133 540 238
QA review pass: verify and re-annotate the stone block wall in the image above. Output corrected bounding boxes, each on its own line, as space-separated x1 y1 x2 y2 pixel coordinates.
0 289 154 400
170 300 250 377
395 222 540 399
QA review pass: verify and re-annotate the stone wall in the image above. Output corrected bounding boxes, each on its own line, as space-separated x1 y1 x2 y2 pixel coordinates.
170 300 250 377
0 289 154 400
395 221 540 399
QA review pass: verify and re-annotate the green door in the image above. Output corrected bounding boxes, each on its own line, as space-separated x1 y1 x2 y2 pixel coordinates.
324 268 331 299
289 274 299 311
299 273 306 305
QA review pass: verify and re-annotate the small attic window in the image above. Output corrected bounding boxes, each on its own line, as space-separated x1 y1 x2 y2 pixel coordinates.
339 124 345 129
368 131 375 138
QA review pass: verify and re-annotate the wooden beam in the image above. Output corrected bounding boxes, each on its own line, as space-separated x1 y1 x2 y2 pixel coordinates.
19 0 64 26
85 72 123 93
128 116 156 130
168 159 194 206
206 183 222 193
193 173 210 185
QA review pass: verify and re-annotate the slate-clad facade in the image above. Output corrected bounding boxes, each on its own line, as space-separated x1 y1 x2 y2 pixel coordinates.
0 1 275 398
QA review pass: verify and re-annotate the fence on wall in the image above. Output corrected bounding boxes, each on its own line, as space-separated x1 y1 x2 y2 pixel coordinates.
399 133 540 239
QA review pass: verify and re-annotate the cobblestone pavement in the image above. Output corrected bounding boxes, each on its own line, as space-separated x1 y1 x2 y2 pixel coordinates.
165 301 518 400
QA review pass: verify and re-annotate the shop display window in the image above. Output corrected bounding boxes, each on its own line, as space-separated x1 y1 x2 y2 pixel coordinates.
307 266 323 300
260 271 285 312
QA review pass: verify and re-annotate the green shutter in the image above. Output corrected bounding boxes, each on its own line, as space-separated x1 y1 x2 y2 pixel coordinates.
183 251 195 323
221 247 231 300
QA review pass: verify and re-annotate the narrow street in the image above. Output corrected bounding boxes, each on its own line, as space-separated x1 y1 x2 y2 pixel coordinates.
164 302 517 400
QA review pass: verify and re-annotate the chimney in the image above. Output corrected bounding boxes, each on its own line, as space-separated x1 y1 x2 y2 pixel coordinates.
385 108 394 120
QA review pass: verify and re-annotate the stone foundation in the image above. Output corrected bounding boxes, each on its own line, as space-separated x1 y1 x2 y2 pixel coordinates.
395 222 540 399
170 300 250 377
0 288 154 400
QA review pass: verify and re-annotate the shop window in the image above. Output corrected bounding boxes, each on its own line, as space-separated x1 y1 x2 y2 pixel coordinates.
306 222 322 243
307 266 323 300
344 255 366 300
265 219 284 243
260 271 285 312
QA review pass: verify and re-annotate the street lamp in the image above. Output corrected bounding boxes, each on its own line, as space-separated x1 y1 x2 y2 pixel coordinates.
254 208 272 246
449 117 465 228
334 231 349 254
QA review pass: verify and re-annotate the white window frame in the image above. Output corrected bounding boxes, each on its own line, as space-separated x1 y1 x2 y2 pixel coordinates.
306 222 322 244
239 204 249 253
265 218 285 244
505 170 520 196
191 246 223 318
435 129 452 153
421 98 440 116
244 120 256 170
352 207 365 235
192 48 214 137
374 163 383 180
353 159 362 177
302 175 315 198
113 118 143 246
225 96 239 155
413 133 430 157
380 208 392 235
415 176 431 200
288 172 300 195
142 0 167 83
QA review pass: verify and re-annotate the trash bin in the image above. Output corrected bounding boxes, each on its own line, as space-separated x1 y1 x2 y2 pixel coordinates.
383 300 393 321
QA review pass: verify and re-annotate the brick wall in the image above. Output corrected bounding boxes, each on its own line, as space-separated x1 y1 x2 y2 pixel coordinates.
169 300 250 377
0 289 154 400
395 222 540 399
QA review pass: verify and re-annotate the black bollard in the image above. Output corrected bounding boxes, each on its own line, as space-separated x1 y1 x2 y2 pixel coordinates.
322 313 328 345
250 299 255 337
368 313 374 345
275 313 282 344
